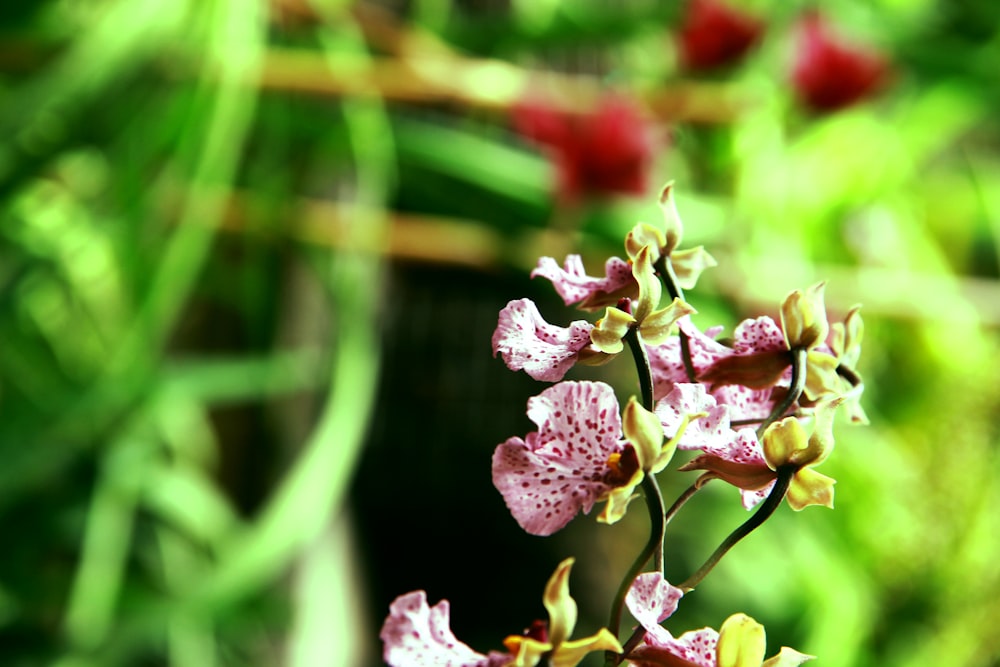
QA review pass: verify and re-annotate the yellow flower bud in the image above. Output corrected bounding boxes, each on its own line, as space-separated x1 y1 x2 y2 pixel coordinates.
717 613 766 667
780 282 829 350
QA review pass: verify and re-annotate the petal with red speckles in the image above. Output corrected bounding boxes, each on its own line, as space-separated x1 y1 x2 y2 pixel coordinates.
492 381 625 535
492 298 594 382
380 592 495 667
532 255 637 310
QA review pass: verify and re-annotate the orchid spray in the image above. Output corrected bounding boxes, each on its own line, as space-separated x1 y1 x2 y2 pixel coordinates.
380 183 866 667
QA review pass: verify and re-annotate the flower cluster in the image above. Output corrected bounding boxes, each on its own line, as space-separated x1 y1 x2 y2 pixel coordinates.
381 184 866 667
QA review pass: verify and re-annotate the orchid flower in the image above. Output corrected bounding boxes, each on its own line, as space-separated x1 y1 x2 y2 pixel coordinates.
623 579 812 667
648 317 786 421
492 298 596 382
381 559 621 667
533 184 716 313
590 247 696 355
492 381 692 535
503 558 623 667
688 284 864 423
491 381 628 535
380 591 512 667
826 306 868 424
679 399 843 511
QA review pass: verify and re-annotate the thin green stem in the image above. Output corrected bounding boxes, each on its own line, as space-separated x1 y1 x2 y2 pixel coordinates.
604 475 664 666
756 347 808 438
677 466 794 592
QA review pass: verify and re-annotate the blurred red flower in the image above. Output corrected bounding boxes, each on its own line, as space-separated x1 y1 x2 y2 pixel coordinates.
791 11 891 113
512 96 657 202
677 0 765 71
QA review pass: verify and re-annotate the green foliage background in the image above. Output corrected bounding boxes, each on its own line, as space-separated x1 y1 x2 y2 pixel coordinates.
1 1 999 666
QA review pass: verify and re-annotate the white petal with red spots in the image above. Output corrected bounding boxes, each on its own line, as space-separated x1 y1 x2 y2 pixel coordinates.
381 592 495 667
532 255 635 306
654 383 732 451
625 572 684 646
492 298 594 382
492 381 624 536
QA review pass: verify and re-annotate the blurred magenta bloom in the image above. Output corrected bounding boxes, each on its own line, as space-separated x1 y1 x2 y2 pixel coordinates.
513 96 657 202
791 11 890 112
677 0 764 71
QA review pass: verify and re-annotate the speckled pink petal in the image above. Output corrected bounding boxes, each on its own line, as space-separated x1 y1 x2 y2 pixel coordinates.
654 383 732 451
732 316 787 354
492 381 624 536
713 384 776 423
639 627 720 667
713 427 767 466
740 483 775 510
492 298 594 382
647 319 733 399
648 318 783 422
381 592 493 667
532 255 636 307
625 572 684 645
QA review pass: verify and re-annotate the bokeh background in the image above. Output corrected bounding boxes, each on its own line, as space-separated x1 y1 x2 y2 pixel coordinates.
1 1 999 666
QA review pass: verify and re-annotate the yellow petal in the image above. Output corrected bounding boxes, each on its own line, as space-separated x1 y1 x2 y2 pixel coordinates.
625 222 666 262
550 628 624 667
543 558 577 647
802 352 841 402
761 417 808 470
658 180 684 255
639 297 697 345
591 307 635 354
761 646 815 667
622 397 664 472
787 467 836 511
503 636 552 667
597 479 642 525
780 282 829 351
717 613 766 667
632 245 662 322
670 246 718 290
791 397 844 467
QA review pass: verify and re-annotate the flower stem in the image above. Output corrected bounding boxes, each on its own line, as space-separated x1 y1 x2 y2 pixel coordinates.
605 474 665 666
654 255 697 382
664 480 706 530
624 326 655 412
677 466 794 592
756 347 808 438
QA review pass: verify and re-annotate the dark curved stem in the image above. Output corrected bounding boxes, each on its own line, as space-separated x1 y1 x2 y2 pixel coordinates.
677 466 794 592
664 481 705 530
606 480 712 665
654 255 697 383
756 347 808 438
836 364 861 387
605 475 665 663
624 326 655 412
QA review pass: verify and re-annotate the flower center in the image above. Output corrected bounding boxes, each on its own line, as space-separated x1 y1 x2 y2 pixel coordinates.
604 444 640 486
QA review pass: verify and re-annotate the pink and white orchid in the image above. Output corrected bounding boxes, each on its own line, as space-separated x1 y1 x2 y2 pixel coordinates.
623 579 813 667
493 381 687 535
492 381 633 535
492 298 595 382
532 255 636 310
380 591 512 667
